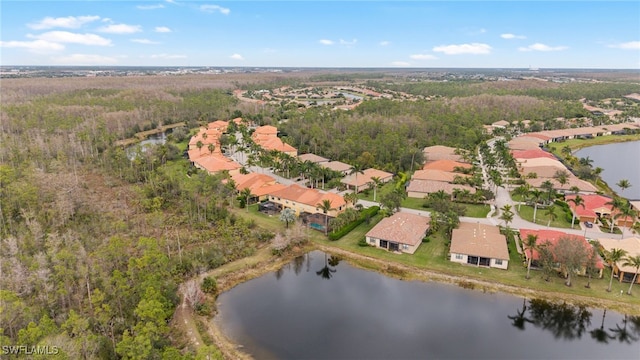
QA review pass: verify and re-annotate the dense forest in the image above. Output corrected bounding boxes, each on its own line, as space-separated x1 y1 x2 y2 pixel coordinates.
1 71 639 359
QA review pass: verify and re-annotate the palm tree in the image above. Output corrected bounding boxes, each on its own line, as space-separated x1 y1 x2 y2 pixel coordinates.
349 163 365 194
604 248 628 292
622 255 640 295
500 204 514 230
317 199 334 236
616 203 638 238
569 186 581 195
523 234 539 280
541 180 555 203
207 143 216 155
529 189 544 224
196 140 204 152
239 188 252 211
553 170 569 189
544 205 557 228
606 197 625 233
369 176 382 202
279 208 296 228
616 179 632 197
567 195 585 229
343 192 358 207
513 184 530 211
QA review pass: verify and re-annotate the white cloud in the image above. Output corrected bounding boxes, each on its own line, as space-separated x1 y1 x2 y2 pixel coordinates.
501 33 526 40
137 4 165 10
410 54 438 60
51 54 118 65
391 61 411 67
131 39 160 45
433 43 492 55
230 53 244 60
28 15 100 30
98 24 142 34
155 26 172 33
319 39 334 45
608 41 640 50
518 43 567 52
29 31 112 46
0 39 65 53
200 5 230 15
150 53 187 59
379 40 390 46
339 38 357 46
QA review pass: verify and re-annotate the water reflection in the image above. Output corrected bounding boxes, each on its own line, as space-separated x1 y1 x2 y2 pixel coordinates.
509 299 640 345
217 251 640 359
315 253 341 280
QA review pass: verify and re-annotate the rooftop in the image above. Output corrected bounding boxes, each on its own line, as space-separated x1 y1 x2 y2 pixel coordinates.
365 212 430 246
451 222 509 260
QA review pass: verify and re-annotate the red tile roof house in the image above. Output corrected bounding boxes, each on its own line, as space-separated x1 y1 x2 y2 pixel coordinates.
422 159 472 172
231 173 286 202
450 222 509 269
519 229 604 277
565 194 635 227
267 184 347 218
422 145 465 163
598 236 640 284
191 154 242 176
365 212 430 254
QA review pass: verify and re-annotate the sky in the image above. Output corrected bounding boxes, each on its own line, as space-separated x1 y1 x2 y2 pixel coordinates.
1 1 639 69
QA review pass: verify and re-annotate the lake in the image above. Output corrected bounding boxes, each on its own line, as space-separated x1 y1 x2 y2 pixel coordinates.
575 140 640 200
215 251 640 359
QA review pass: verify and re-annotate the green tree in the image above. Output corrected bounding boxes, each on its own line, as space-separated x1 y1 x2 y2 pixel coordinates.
238 187 252 211
279 208 296 229
317 199 334 236
605 197 625 233
544 205 558 228
553 237 589 287
604 248 628 292
567 195 585 229
349 163 366 194
523 234 539 280
513 184 530 211
622 255 640 295
500 204 514 230
529 189 544 224
616 179 632 197
369 176 382 202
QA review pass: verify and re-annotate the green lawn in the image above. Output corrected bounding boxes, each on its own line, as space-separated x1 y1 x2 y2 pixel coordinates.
516 205 573 229
232 206 640 312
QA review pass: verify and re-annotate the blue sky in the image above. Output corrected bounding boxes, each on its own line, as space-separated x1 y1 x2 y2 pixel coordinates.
1 1 639 68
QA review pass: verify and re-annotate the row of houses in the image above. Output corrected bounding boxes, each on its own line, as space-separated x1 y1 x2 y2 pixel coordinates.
188 119 243 175
510 147 597 193
407 145 475 199
565 193 635 228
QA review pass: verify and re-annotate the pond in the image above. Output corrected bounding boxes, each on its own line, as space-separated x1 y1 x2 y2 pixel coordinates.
215 251 640 359
125 131 168 160
575 140 640 200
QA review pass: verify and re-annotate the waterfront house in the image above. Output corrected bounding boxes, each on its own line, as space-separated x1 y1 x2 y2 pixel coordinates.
365 212 430 254
450 222 509 269
597 237 640 284
267 184 347 217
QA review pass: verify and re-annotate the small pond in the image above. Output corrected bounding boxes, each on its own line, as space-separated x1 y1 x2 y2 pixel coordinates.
126 131 168 160
215 251 640 359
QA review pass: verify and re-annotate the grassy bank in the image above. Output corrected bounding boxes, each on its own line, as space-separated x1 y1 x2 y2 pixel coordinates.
546 133 640 153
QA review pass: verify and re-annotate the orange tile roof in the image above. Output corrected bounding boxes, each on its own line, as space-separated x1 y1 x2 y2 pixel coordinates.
511 149 556 160
231 173 277 194
366 212 430 246
207 120 229 130
252 125 278 136
422 145 464 162
520 229 603 268
256 136 297 153
192 154 241 174
422 160 472 172
268 184 346 209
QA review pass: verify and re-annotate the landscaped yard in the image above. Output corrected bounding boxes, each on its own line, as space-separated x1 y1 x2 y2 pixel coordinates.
517 205 573 229
232 203 640 311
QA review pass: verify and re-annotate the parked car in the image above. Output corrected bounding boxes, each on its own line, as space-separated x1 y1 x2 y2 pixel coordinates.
584 221 593 228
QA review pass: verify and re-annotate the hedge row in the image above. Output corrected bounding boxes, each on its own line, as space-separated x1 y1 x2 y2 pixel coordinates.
328 206 380 241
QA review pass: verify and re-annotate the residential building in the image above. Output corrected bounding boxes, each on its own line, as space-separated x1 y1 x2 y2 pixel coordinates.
520 229 603 277
406 180 475 199
298 153 329 164
267 184 347 217
319 160 352 175
231 173 286 202
597 237 640 284
422 145 464 163
450 222 509 269
191 154 241 176
565 194 634 226
340 168 394 193
422 159 472 172
365 212 430 254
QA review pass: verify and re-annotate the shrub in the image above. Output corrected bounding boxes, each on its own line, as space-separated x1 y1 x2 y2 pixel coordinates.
328 206 380 241
358 238 368 247
201 276 218 294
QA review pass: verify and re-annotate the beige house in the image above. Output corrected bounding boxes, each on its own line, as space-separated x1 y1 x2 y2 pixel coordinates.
598 237 640 284
450 222 509 269
341 168 394 193
406 180 475 199
365 212 430 254
298 153 329 164
422 145 464 163
319 160 352 175
267 184 347 217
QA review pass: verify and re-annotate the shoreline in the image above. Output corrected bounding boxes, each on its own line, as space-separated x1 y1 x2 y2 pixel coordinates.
201 243 640 359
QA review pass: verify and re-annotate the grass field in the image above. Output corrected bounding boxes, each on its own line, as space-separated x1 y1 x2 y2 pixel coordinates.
517 205 573 229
